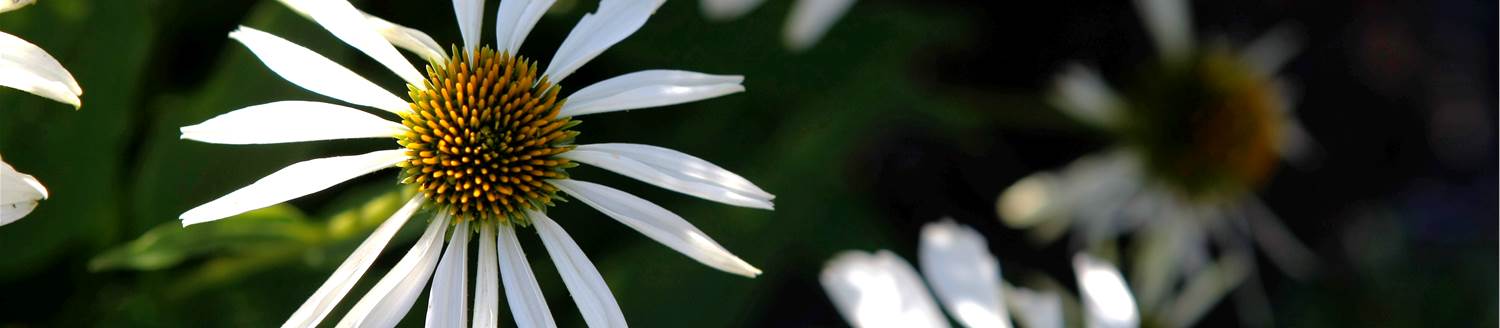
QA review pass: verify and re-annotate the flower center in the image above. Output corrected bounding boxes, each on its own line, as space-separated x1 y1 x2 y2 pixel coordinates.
1121 47 1283 200
396 46 578 225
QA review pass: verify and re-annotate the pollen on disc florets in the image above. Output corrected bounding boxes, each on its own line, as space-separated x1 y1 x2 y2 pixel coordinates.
396 46 579 225
1120 47 1284 201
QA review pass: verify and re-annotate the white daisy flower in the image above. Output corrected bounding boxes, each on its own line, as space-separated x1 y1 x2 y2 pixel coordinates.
699 0 856 51
0 0 83 225
1 154 48 226
821 220 1138 328
179 0 773 326
997 0 1316 325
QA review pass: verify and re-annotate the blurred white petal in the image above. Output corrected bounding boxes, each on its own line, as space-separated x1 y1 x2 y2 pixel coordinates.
560 70 744 117
283 196 425 328
427 220 472 328
179 149 406 225
532 210 628 328
453 0 485 51
276 0 424 86
1073 254 1139 328
0 31 81 108
228 26 409 114
561 147 772 210
572 143 772 200
1050 64 1122 128
699 0 763 20
364 13 449 64
544 0 664 83
1168 252 1250 327
783 0 856 52
472 222 502 328
497 222 557 328
180 101 405 145
0 0 35 13
494 0 556 55
0 156 47 226
551 179 761 277
917 220 1010 328
1242 25 1301 77
998 172 1063 229
821 250 949 328
1004 284 1063 328
337 214 451 328
1134 0 1194 60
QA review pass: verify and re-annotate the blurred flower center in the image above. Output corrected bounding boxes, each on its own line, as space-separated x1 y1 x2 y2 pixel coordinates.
396 47 579 225
1121 48 1283 200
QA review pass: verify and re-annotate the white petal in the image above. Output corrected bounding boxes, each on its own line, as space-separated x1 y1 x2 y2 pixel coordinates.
453 0 485 51
180 101 405 145
427 220 472 328
0 31 81 108
1049 64 1122 128
560 148 772 210
497 222 557 328
275 0 424 86
572 143 772 200
0 156 48 226
1073 254 1139 328
531 210 627 328
179 149 406 225
1134 0 1193 60
228 26 410 114
782 0 856 52
699 0 763 21
550 179 761 277
560 70 744 117
1167 252 1250 327
821 250 949 328
282 195 425 328
543 0 665 83
917 220 1010 328
364 13 449 64
493 0 556 55
997 172 1063 229
1004 284 1063 328
472 222 502 328
336 214 450 328
0 0 36 14
1241 25 1301 77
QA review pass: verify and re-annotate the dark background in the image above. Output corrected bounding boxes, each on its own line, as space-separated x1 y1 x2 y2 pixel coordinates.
0 0 1493 326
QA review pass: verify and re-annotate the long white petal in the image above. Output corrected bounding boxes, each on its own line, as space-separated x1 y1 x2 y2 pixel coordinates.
180 101 406 145
1004 284 1063 328
453 0 485 51
782 0 856 52
179 149 406 225
1049 64 1122 128
497 222 557 328
917 220 1010 328
699 0 763 21
228 26 410 114
560 149 772 210
543 0 665 83
282 195 425 328
337 212 451 328
821 250 950 328
276 0 424 86
0 156 48 226
472 222 502 328
365 13 449 64
531 211 627 328
494 0 556 55
560 70 744 117
1134 0 1193 60
427 220 472 328
0 31 81 108
1074 254 1139 328
0 0 36 14
1241 25 1301 77
572 143 772 200
550 179 761 277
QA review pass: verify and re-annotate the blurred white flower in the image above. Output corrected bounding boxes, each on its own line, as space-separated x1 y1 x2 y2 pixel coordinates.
0 0 82 108
821 220 1138 328
0 154 48 225
0 0 36 14
998 0 1317 325
179 0 773 326
699 0 857 51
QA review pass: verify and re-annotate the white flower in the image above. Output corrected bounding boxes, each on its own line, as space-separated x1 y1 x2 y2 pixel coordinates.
821 220 1138 328
998 0 1317 325
699 0 857 51
0 154 48 226
0 0 82 108
178 0 773 326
